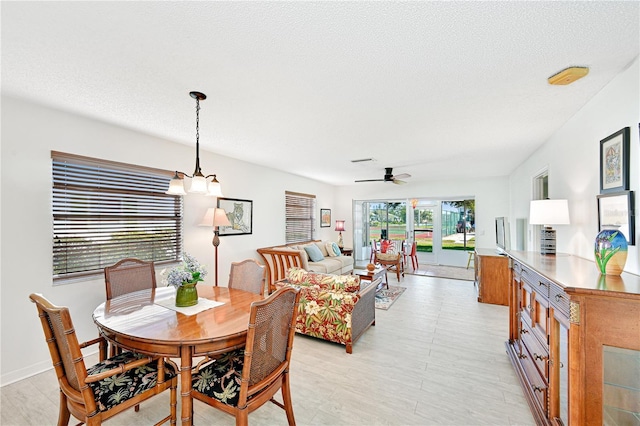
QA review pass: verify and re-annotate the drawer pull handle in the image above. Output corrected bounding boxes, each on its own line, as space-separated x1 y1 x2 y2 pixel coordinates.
538 281 546 287
518 353 528 359
534 353 548 362
520 328 529 334
532 385 544 393
555 294 563 302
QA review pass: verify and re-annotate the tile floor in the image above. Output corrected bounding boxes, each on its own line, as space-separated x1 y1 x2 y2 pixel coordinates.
1 273 535 425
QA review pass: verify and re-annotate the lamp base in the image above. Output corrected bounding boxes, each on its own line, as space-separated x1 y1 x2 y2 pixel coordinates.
540 227 556 255
337 232 344 248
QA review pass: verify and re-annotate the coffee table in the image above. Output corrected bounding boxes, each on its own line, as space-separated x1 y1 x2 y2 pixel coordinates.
354 266 388 291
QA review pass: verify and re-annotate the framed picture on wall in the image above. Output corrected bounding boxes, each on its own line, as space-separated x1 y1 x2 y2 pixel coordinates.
320 209 331 227
599 127 630 194
217 197 253 236
597 191 635 245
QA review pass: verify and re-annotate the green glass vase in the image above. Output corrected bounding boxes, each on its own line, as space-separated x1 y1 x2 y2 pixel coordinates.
175 282 199 307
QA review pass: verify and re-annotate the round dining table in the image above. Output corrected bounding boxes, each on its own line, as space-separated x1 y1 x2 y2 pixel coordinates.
93 285 264 426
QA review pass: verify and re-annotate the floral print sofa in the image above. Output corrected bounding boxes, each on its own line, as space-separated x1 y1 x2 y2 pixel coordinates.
278 267 377 354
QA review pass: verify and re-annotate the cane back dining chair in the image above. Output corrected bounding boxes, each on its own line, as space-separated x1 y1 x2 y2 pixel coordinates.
191 286 301 425
228 259 266 296
29 293 177 426
104 258 157 300
374 239 405 281
104 258 158 358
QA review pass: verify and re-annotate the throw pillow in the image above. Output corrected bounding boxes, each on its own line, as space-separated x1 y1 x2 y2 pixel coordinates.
325 242 341 257
304 244 325 262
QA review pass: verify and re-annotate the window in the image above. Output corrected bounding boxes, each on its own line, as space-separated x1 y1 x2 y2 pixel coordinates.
285 191 316 243
52 151 183 281
441 199 475 250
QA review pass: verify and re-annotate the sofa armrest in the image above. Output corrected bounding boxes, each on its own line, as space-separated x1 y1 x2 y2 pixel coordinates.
351 278 377 344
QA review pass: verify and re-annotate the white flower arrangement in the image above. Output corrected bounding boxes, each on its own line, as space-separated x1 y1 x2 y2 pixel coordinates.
163 252 207 287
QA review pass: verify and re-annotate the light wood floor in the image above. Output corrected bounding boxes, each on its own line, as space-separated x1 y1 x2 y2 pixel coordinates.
1 274 535 425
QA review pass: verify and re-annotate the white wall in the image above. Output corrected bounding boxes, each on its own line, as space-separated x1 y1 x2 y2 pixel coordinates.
0 96 337 385
509 57 640 274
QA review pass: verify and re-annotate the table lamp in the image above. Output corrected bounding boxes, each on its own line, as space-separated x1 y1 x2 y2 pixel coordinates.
335 220 346 248
200 207 232 286
529 199 570 255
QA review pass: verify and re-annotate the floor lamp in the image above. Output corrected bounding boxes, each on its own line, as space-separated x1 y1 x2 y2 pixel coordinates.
200 207 231 286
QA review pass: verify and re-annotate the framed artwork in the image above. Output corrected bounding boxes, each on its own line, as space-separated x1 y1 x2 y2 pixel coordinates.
217 197 253 236
320 208 331 227
599 127 630 194
597 191 635 245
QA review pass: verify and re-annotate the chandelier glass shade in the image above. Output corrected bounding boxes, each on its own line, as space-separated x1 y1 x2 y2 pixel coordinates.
166 91 223 197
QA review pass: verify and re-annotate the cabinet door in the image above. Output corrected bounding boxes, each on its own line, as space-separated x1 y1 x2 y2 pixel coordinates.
549 307 569 425
520 278 549 348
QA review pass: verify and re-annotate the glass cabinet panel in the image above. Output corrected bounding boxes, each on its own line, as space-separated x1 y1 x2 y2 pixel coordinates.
603 345 640 425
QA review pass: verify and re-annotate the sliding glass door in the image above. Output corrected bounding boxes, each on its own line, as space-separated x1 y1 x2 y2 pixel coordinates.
353 197 475 267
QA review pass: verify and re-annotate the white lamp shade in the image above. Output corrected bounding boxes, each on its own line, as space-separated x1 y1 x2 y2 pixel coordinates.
166 175 187 195
189 175 208 194
529 199 570 225
206 179 223 197
199 208 231 227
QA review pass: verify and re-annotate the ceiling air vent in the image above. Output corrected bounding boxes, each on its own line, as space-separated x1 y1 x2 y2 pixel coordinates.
351 158 374 163
548 67 589 85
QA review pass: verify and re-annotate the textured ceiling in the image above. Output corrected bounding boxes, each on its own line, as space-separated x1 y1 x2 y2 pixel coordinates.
2 2 639 186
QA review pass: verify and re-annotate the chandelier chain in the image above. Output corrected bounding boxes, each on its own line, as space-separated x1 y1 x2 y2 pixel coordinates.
195 98 200 146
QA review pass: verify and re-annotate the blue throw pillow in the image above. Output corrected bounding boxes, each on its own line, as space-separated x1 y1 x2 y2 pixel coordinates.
330 242 341 256
304 244 325 262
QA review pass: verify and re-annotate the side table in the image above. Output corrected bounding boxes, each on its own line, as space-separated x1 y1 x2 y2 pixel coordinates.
340 247 353 256
353 267 388 291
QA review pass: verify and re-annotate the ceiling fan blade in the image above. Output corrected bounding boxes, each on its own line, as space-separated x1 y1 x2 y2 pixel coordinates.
392 179 407 185
355 179 384 183
393 173 411 180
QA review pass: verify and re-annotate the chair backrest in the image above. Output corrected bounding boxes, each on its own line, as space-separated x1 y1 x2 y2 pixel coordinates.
228 259 266 296
410 241 417 256
388 239 405 254
29 294 94 407
242 287 300 394
104 258 156 300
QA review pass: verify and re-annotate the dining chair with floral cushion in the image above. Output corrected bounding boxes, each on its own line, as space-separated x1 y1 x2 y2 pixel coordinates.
104 258 157 300
228 258 266 296
191 286 301 426
104 258 157 359
29 293 177 426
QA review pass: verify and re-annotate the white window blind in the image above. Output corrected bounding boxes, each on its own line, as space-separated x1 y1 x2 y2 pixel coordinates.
52 152 183 281
285 191 316 243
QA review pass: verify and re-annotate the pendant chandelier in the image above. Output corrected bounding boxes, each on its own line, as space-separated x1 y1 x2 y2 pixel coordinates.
166 91 223 196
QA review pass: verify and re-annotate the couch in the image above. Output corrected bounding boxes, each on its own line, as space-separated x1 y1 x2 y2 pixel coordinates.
257 240 354 293
277 267 377 354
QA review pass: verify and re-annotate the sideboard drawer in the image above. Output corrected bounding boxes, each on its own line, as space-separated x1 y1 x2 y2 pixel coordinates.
519 348 549 416
521 320 549 380
549 282 570 316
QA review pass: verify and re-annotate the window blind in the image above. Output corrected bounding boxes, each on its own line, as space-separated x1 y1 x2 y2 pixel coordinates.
52 152 183 281
285 191 316 243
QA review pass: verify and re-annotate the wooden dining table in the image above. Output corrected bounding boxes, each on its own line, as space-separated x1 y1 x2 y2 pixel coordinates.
92 285 264 426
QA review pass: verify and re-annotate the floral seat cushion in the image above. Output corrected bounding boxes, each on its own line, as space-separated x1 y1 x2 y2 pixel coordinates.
287 267 360 293
86 351 177 412
192 349 245 407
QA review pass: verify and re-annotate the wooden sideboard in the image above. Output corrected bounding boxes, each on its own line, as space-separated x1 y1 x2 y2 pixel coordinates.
474 248 509 306
505 251 640 425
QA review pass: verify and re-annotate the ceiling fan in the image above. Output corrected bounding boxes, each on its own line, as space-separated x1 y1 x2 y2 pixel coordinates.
355 167 411 185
